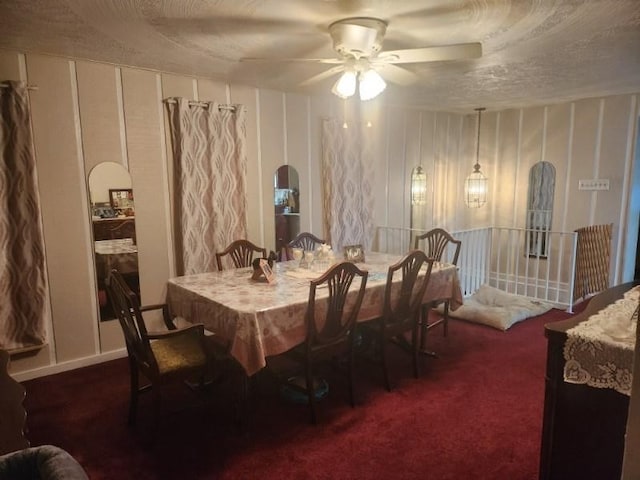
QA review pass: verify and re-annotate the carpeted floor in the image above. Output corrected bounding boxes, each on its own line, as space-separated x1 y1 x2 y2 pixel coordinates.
21 305 586 480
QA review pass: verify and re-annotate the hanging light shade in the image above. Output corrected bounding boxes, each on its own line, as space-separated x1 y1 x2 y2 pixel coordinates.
331 70 357 99
465 107 488 208
411 166 427 206
358 68 386 101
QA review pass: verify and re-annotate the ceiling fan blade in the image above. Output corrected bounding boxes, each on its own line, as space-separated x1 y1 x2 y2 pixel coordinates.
150 15 317 36
298 65 345 87
374 64 419 86
380 43 482 64
240 57 343 64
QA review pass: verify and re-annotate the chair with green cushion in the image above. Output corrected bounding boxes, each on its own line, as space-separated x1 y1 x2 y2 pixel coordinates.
108 269 221 427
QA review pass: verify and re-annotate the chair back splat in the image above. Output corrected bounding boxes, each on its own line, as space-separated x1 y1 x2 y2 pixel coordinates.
289 232 325 252
277 261 368 424
414 228 461 266
216 239 267 271
362 250 433 391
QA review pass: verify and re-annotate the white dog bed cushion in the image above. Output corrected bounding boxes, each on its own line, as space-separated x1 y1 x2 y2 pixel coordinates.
446 284 555 331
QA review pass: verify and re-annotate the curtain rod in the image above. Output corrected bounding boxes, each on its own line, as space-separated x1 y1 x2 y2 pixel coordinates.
163 99 238 111
0 83 38 90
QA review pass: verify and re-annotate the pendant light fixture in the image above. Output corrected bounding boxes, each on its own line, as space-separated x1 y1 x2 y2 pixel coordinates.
464 107 488 208
411 166 427 206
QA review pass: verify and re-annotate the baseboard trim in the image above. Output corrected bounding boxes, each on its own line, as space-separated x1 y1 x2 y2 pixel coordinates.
12 349 128 382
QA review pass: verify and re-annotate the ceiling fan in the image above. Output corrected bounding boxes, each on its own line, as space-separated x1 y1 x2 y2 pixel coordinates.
242 17 482 100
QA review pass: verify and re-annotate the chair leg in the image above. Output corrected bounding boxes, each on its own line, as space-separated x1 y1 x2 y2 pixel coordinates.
153 385 162 433
234 374 250 431
380 334 391 392
127 358 139 426
443 301 450 337
305 362 317 425
348 345 356 406
419 305 429 351
411 323 420 379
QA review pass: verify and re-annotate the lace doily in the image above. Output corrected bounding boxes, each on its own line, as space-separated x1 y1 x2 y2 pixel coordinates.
563 286 639 396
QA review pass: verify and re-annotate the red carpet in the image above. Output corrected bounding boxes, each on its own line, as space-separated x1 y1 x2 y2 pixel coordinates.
21 305 586 480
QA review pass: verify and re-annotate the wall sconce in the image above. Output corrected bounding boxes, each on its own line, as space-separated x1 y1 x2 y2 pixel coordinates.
411 166 427 206
464 107 488 208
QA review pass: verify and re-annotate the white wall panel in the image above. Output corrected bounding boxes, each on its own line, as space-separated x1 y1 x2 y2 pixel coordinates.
121 68 171 310
76 61 124 174
285 93 310 234
198 78 228 103
27 55 97 362
75 61 128 353
229 84 261 245
308 94 333 238
544 103 572 231
385 107 408 229
257 89 285 252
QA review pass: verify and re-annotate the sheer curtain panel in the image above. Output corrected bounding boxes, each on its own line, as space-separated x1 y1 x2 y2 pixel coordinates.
321 119 375 253
166 99 248 274
0 81 48 351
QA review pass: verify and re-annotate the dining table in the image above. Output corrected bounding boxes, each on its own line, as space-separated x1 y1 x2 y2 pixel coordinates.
94 238 139 283
166 251 463 376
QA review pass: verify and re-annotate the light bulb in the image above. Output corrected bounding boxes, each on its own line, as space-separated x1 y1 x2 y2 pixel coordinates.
331 71 356 99
359 69 386 101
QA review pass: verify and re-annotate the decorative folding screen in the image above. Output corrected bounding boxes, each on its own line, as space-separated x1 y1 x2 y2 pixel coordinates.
573 223 612 301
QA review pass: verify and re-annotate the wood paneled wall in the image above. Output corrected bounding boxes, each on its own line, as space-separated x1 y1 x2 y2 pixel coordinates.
0 48 638 379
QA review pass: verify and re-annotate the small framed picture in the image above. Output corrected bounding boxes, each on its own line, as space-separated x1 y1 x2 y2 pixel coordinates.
259 259 276 284
109 188 134 216
343 244 365 263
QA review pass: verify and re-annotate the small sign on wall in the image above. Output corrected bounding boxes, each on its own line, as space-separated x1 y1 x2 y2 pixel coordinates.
578 179 610 191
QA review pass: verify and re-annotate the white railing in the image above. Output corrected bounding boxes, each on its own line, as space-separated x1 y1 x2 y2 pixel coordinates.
374 225 578 312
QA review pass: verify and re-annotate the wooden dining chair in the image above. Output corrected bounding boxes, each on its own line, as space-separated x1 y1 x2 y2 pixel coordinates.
215 239 267 271
289 232 325 251
281 261 368 424
414 228 461 338
361 250 433 390
108 269 222 428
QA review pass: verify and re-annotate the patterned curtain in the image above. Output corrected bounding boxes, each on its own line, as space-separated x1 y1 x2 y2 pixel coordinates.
321 119 375 253
166 99 248 274
0 81 48 350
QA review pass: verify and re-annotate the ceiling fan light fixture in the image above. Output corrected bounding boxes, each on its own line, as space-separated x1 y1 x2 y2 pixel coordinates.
331 71 357 99
359 68 386 101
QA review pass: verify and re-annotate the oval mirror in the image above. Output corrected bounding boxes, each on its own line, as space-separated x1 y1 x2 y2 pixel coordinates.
274 165 300 258
88 162 138 322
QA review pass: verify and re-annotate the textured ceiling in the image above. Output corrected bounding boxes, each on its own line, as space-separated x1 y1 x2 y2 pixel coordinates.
1 0 639 112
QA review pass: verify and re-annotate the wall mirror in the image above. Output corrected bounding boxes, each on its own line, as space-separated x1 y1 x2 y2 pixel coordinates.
88 162 139 321
274 165 300 258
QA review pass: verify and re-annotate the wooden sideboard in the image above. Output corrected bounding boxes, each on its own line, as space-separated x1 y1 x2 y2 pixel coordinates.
539 282 638 480
93 217 136 241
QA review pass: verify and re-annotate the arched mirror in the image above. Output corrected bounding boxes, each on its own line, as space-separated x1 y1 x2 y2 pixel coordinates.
274 165 300 258
89 162 139 322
